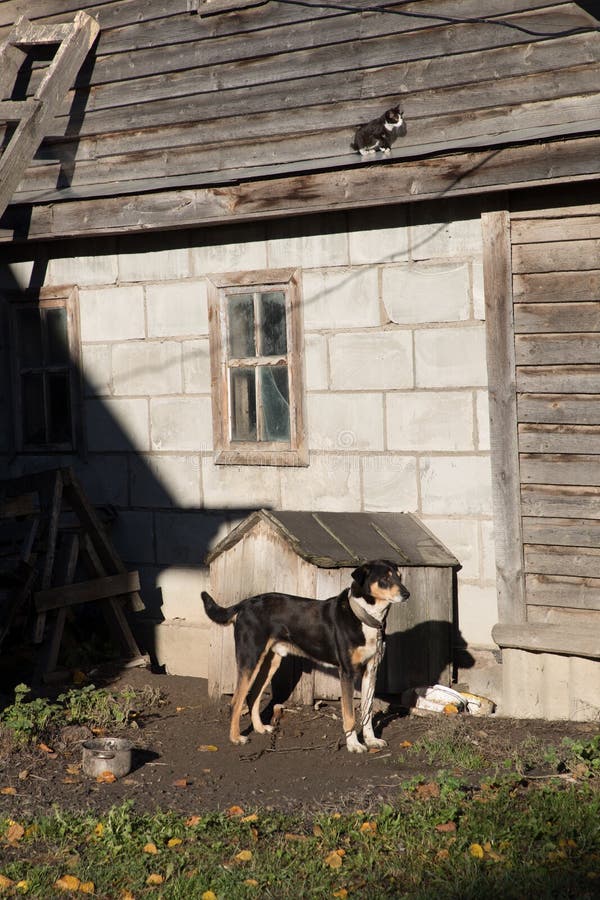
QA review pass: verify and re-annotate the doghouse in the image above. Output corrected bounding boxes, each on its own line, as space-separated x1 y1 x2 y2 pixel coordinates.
205 510 460 703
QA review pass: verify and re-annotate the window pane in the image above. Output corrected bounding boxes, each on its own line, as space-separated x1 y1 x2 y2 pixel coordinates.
259 292 287 356
227 294 255 358
21 373 45 444
230 367 256 441
46 307 69 365
260 365 290 442
48 372 72 444
17 308 42 368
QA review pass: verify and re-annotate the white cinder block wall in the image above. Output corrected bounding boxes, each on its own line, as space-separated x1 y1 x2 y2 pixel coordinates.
0 199 497 677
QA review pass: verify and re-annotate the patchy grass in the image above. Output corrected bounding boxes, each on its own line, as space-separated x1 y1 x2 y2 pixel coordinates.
1 771 599 899
0 682 163 743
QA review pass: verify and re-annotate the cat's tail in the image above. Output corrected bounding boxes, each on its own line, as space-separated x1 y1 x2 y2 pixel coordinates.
350 136 358 151
201 591 243 625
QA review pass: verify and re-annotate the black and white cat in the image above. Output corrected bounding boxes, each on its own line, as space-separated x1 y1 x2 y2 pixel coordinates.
351 105 406 156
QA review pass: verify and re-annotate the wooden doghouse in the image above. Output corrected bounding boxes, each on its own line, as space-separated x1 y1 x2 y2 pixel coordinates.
205 510 460 703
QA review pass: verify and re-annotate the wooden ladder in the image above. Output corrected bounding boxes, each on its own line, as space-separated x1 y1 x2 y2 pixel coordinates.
0 10 99 219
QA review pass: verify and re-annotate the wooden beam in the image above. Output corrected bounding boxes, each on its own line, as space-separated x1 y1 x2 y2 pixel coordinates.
492 621 600 659
482 208 527 625
34 571 141 612
2 136 599 243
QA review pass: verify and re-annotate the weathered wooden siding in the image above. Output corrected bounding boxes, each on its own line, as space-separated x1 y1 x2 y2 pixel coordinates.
512 204 600 627
1 0 599 215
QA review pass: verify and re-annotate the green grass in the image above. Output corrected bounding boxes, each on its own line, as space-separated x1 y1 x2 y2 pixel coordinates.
1 776 599 899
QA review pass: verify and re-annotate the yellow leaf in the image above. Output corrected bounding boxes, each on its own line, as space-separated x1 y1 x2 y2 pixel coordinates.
284 833 308 842
66 765 80 776
333 891 349 899
146 874 164 886
469 843 484 859
235 850 253 863
6 822 25 843
400 740 412 748
324 851 343 869
16 881 28 892
201 892 217 900
0 787 16 795
144 842 159 855
241 813 258 823
24 826 38 839
120 891 135 900
54 875 81 891
167 838 182 848
96 771 117 784
198 745 218 753
244 879 259 887
94 823 104 837
436 849 450 861
359 821 377 834
0 875 15 889
228 805 245 817
443 703 460 716
176 706 187 712
79 882 95 895
185 816 202 827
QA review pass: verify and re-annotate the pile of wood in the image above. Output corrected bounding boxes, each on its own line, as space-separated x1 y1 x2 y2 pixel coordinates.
0 466 146 680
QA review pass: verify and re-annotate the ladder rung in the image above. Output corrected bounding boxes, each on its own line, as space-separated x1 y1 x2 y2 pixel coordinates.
0 99 38 122
10 21 72 47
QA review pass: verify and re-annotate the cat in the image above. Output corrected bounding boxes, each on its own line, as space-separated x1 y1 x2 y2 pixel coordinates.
351 105 406 156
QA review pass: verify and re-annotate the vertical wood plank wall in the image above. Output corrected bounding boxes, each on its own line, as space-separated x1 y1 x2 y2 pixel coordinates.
486 200 600 630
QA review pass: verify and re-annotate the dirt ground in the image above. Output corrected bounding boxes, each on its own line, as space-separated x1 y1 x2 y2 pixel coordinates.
0 665 597 821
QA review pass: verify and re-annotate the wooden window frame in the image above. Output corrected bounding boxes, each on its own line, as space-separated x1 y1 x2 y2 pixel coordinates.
207 268 307 467
6 285 83 454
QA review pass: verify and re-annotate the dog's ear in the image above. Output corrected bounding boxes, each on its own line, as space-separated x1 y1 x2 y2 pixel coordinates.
351 564 368 587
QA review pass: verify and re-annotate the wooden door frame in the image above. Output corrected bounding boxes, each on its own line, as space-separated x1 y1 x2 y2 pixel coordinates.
481 209 526 626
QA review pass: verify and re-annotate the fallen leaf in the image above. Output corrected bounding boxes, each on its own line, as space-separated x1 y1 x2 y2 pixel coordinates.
120 891 135 900
244 878 259 886
0 875 14 889
38 743 54 754
197 745 218 753
144 842 159 855
242 813 258 823
62 778 77 785
54 874 81 891
235 850 252 863
359 821 377 834
284 833 308 842
72 670 87 685
469 843 484 859
313 824 324 837
167 838 182 848
91 727 106 736
173 778 189 788
66 765 80 776
416 782 440 800
185 816 202 827
228 805 245 817
79 882 95 895
324 850 344 869
96 771 117 784
16 880 28 892
18 770 29 781
436 849 450 861
400 740 412 748
6 821 25 843
443 703 460 716
94 823 104 837
0 787 16 795
24 826 38 839
146 874 163 886
176 706 187 712
435 822 457 833
201 892 217 900
333 891 349 899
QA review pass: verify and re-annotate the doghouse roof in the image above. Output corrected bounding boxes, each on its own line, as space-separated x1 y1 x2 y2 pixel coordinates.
205 510 460 569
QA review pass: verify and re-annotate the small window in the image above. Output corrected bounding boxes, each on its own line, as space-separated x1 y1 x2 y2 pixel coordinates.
7 287 82 452
207 269 307 466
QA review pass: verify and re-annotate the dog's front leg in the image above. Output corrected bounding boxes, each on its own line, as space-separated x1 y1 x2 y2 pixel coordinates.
360 658 386 750
340 672 366 753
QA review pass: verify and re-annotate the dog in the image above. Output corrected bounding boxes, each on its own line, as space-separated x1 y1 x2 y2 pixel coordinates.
201 559 410 753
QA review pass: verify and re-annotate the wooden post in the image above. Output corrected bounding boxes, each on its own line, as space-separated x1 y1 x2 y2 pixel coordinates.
482 209 526 624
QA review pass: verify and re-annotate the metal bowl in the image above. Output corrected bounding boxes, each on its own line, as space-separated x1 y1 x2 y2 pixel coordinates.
82 737 133 779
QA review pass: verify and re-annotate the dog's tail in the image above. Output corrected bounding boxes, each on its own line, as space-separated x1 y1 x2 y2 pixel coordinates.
201 591 241 625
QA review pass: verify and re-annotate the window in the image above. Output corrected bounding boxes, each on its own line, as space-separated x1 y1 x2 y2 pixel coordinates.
207 269 307 465
7 287 82 452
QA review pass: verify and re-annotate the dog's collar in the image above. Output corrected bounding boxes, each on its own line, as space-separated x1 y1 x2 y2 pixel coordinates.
348 593 386 631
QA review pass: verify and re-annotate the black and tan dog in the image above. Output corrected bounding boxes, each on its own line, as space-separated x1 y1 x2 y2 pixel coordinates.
201 560 410 753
